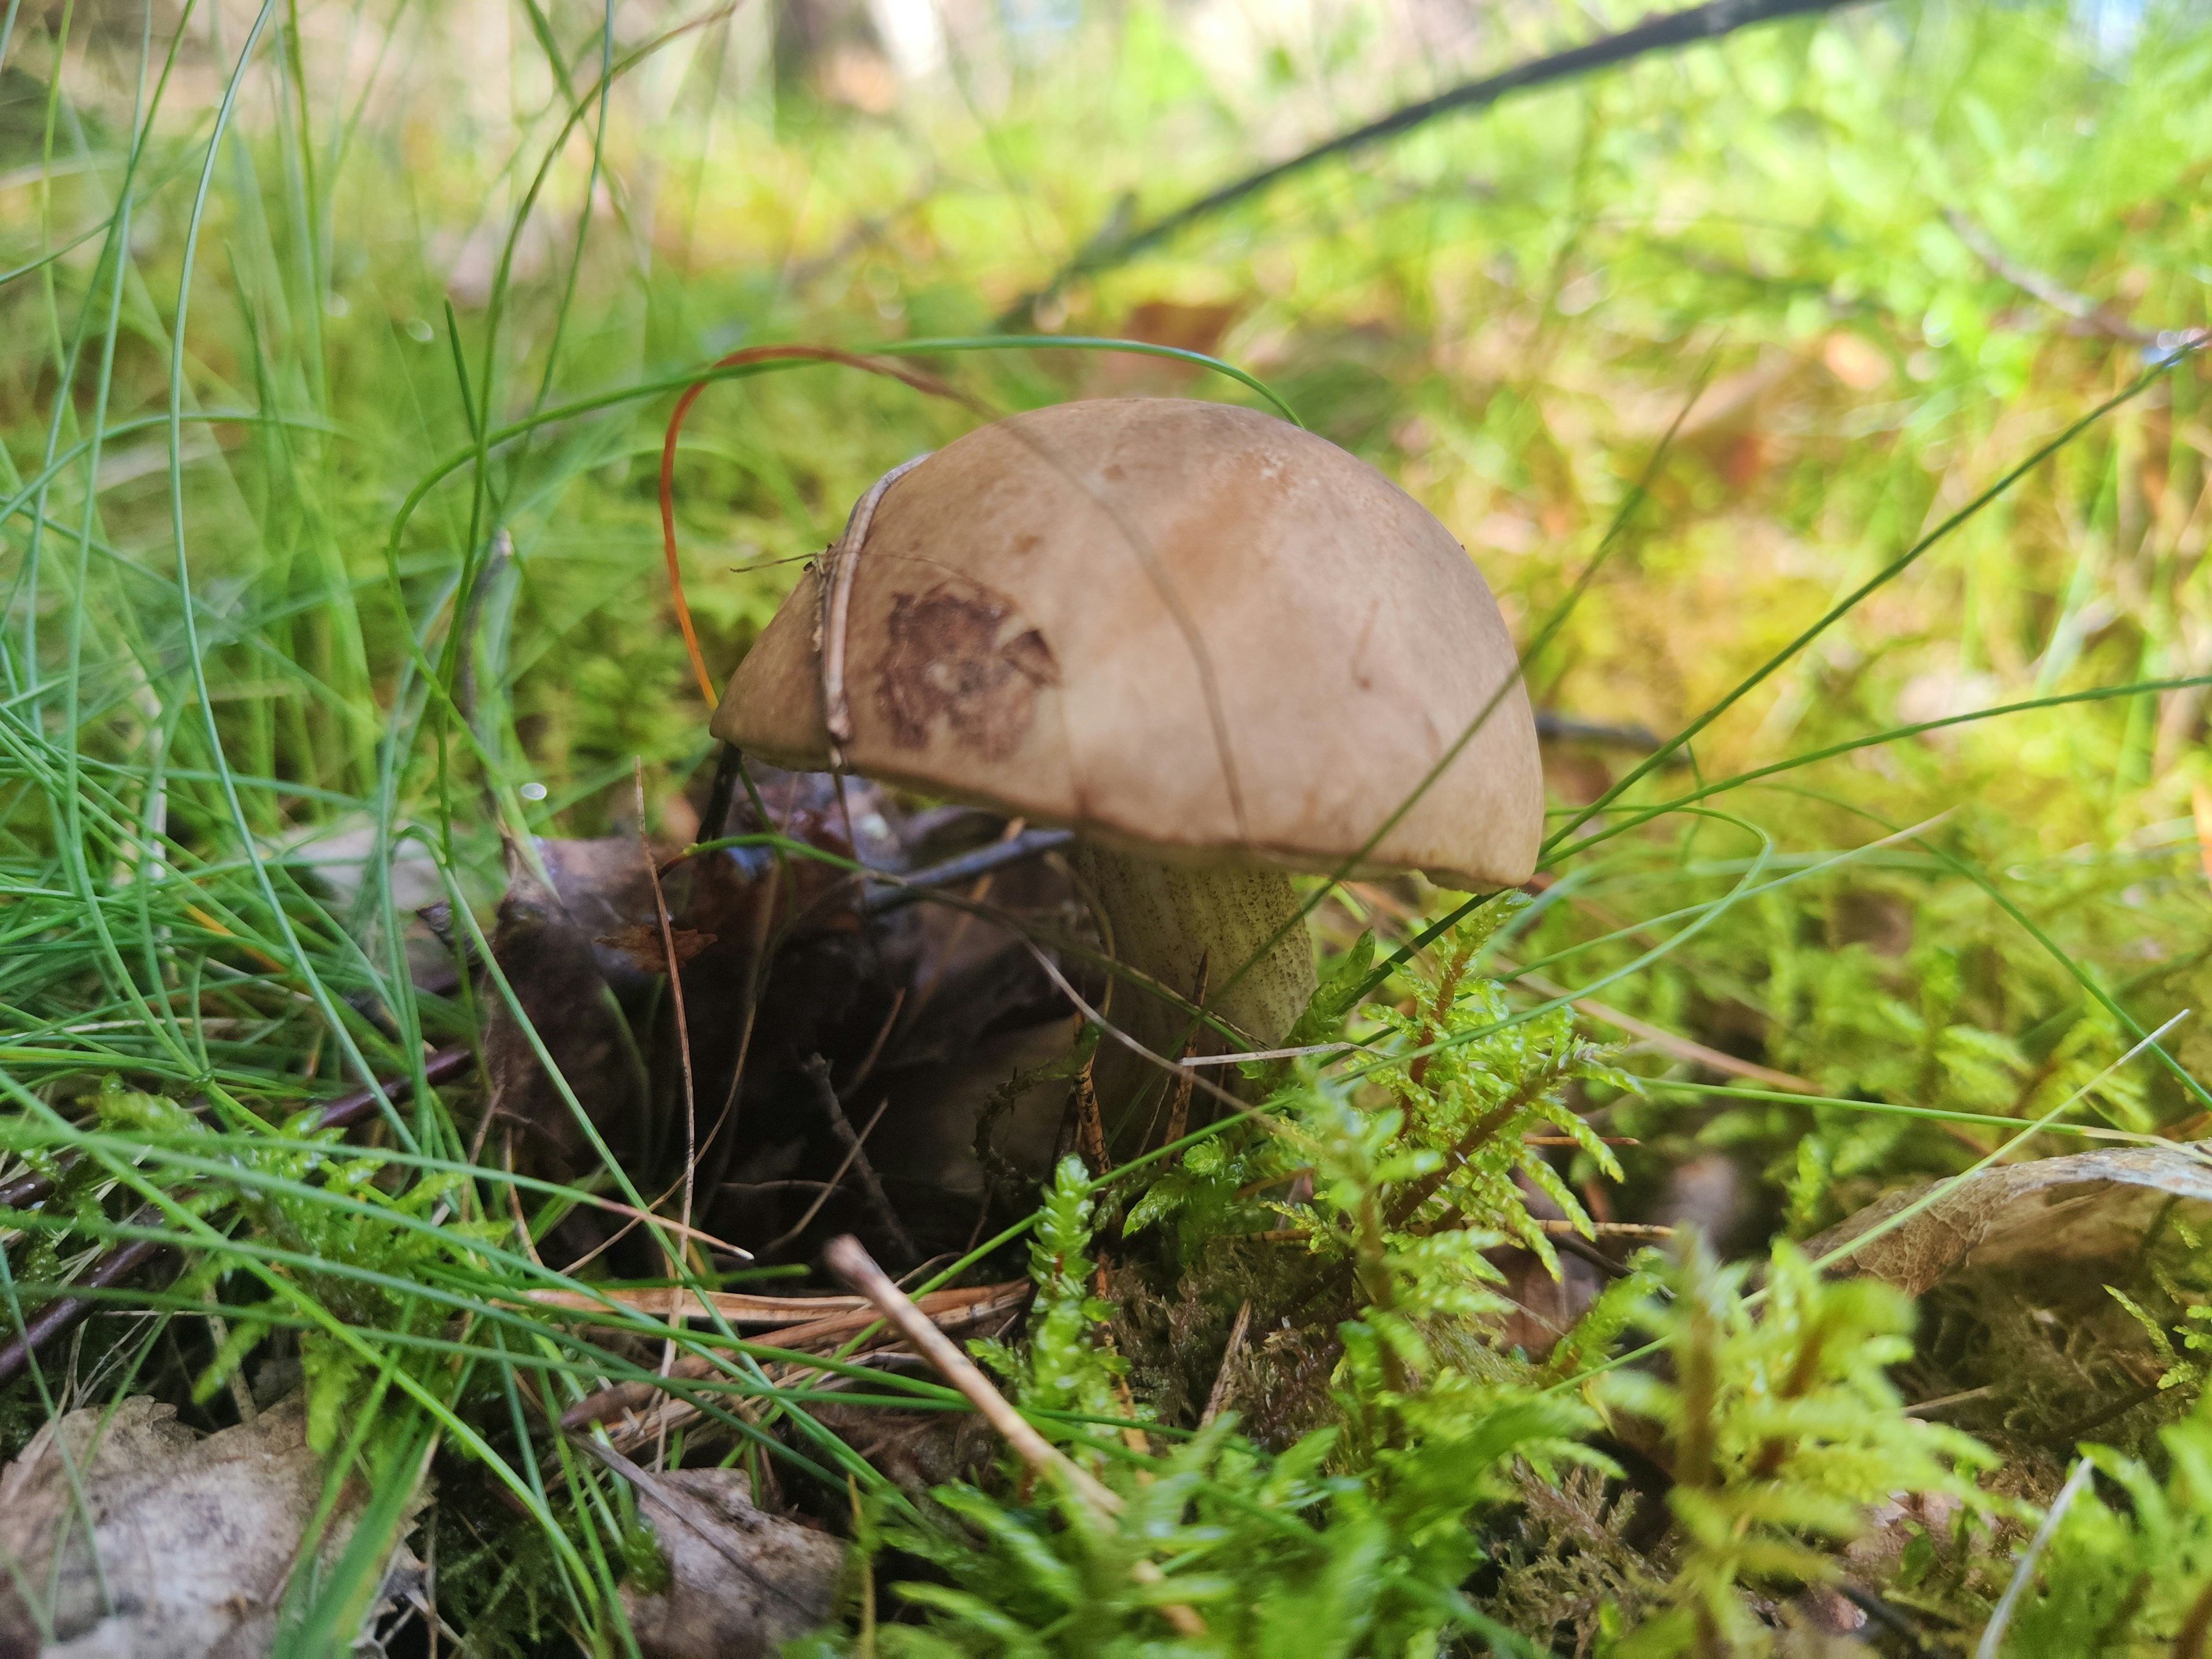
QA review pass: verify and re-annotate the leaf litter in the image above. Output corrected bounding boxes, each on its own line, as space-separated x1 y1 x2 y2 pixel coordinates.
0 1397 425 1658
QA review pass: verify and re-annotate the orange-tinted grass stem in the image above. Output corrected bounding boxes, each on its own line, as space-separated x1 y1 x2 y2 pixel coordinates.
657 344 982 710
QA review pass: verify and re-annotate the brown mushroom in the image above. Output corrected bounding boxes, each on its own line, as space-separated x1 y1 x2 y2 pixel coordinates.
713 397 1540 1138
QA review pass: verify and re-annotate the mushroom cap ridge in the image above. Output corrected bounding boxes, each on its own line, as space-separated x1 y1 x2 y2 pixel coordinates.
711 397 1541 890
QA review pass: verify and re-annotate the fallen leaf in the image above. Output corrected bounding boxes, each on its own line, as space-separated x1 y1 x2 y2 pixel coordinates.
0 1397 425 1658
611 1461 845 1659
807 1400 998 1505
594 925 718 973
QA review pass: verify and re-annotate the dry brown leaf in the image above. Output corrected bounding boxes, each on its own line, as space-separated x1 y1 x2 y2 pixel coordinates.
593 925 718 973
0 1397 425 1658
612 1463 845 1659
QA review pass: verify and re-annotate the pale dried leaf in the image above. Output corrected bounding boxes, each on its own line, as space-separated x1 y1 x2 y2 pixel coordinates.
618 1467 845 1659
0 1397 423 1658
593 925 718 972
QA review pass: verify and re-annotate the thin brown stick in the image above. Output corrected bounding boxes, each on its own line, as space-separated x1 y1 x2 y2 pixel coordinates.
637 762 700 1267
502 1132 546 1270
1015 938 1253 1124
551 1171 758 1278
571 1435 825 1618
1161 954 1207 1148
1942 209 2183 345
1201 1301 1252 1427
902 819 1024 1022
525 1281 1010 1326
1384 1092 1531 1230
824 1235 1123 1518
638 760 701 1465
1073 1056 1110 1176
762 1094 895 1253
2168 1577 2212 1659
840 988 907 1102
819 456 934 762
695 772 793 1199
801 1056 915 1263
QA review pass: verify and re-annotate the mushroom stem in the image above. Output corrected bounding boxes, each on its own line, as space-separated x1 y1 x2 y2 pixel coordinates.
1072 846 1318 1142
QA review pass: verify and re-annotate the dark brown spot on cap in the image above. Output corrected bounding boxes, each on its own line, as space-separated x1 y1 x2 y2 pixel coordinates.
876 580 1060 760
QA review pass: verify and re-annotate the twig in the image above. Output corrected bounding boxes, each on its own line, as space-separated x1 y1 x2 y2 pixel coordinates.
802 1055 916 1264
637 761 700 1271
0 1232 166 1386
840 988 907 1102
1252 1219 1670 1243
1015 938 1252 1123
1903 1385 1993 1419
818 1248 1205 1630
1941 209 2187 346
858 827 1075 915
2175 1573 2212 1659
1160 955 1207 1147
1005 0 1869 320
570 1435 824 1618
1177 1041 1355 1068
1562 1221 1671 1237
1553 1230 1635 1282
1385 1088 1535 1230
1533 711 1672 752
638 759 703 1467
1073 1056 1111 1176
658 344 984 707
900 818 1024 1028
1838 1585 1934 1658
1200 1300 1252 1427
694 767 795 1230
762 1094 895 1254
823 1235 1124 1518
551 1168 759 1279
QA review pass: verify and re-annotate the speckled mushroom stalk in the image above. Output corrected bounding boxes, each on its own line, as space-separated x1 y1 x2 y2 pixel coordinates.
1070 847 1317 1118
711 397 1542 1151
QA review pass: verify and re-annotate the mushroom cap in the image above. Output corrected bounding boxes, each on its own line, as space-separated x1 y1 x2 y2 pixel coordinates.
711 397 1542 889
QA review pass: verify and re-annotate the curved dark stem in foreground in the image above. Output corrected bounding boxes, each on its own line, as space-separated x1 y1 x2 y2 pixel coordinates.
1003 0 1869 323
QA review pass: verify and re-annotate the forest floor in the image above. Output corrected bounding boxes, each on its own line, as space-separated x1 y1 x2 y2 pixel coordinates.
2 0 2211 1652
